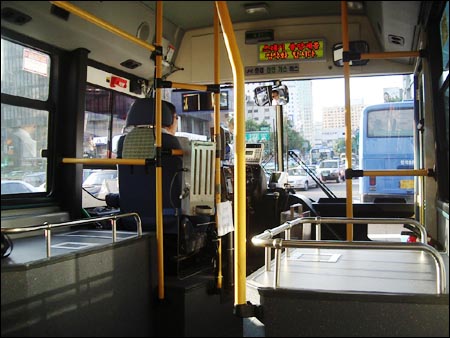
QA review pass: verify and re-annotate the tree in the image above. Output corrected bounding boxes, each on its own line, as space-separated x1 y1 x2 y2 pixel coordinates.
284 119 310 154
335 138 346 155
245 119 273 155
334 130 359 157
245 118 309 159
245 119 270 131
352 129 359 155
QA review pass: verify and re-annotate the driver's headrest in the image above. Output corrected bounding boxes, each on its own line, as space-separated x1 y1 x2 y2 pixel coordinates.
125 98 175 128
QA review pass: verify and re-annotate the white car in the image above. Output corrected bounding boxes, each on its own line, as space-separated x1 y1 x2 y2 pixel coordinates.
316 159 345 183
82 169 118 197
1 180 44 194
287 167 318 191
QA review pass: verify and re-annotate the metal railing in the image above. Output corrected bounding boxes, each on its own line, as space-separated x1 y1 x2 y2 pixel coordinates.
251 216 446 294
1 212 142 258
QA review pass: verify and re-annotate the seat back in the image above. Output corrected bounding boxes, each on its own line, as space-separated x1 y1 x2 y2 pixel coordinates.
116 98 217 277
117 98 182 232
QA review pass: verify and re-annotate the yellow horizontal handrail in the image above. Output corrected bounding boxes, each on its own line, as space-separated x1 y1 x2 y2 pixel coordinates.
362 169 430 177
170 82 210 91
360 51 420 60
62 152 183 166
63 158 147 166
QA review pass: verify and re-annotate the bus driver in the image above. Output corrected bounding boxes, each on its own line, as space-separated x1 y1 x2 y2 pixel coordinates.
271 90 286 105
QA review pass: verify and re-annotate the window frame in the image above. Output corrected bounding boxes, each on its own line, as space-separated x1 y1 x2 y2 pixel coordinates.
1 28 61 206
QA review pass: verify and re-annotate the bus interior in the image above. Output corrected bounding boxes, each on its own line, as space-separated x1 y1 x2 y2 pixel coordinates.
1 1 449 337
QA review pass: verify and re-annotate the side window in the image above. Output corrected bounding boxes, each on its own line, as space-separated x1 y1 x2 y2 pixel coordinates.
1 39 50 101
82 84 135 208
1 39 50 195
84 85 133 159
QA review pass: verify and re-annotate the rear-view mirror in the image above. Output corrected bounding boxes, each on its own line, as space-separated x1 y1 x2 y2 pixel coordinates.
254 84 289 106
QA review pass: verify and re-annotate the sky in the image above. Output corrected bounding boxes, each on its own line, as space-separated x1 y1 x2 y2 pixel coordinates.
311 75 406 121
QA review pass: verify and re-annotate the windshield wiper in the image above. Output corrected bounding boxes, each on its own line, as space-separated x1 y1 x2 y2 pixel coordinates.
288 150 337 199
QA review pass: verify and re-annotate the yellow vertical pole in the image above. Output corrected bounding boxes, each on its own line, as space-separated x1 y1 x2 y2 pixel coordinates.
341 1 354 241
155 0 165 299
215 1 246 305
214 9 223 290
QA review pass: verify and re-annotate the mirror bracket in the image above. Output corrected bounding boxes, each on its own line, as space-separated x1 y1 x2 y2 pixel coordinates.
333 40 369 67
343 50 361 62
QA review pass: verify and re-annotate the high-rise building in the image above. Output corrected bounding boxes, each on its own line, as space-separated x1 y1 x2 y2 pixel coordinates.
245 80 314 143
322 103 364 132
283 80 313 142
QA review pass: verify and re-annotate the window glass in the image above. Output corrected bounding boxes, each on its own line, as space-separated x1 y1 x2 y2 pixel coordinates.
367 108 414 137
1 104 48 194
84 85 132 159
82 84 134 208
1 39 50 101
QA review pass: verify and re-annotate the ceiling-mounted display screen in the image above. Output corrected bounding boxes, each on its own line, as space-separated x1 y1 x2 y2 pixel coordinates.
258 39 325 62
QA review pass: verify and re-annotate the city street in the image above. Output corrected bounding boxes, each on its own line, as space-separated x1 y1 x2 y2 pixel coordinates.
294 179 405 239
295 178 361 202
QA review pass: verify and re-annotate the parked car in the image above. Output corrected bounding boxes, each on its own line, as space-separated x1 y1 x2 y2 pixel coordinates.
316 159 345 183
82 169 118 197
1 180 44 194
23 171 46 187
287 167 318 191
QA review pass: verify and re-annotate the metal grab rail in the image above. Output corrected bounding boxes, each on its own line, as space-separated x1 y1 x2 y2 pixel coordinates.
1 212 142 258
256 216 428 270
254 217 428 245
251 217 446 294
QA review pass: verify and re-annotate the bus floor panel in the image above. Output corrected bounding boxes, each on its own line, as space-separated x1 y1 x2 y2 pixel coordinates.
245 247 449 337
247 247 444 295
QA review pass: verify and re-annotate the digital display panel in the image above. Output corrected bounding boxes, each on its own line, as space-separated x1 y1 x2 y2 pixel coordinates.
245 29 274 44
182 93 200 112
258 39 325 62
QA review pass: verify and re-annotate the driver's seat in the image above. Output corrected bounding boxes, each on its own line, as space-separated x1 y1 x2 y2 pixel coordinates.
117 98 182 233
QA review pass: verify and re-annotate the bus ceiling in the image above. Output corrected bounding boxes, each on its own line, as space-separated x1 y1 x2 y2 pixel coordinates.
1 1 423 82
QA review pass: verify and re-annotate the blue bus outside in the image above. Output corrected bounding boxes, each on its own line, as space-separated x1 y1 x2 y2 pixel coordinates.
359 101 415 203
310 145 334 166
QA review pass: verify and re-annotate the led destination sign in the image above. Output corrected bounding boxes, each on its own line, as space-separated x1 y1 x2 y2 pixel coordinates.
258 39 325 62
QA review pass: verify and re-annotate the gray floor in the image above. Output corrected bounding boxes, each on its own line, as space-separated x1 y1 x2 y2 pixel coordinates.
247 247 440 296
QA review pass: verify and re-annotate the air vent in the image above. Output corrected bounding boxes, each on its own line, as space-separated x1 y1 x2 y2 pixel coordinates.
51 5 70 21
120 59 142 69
1 7 32 25
388 34 405 46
